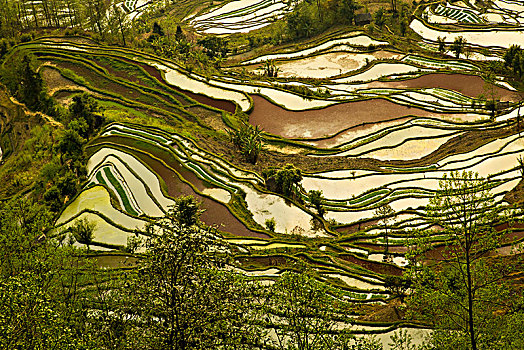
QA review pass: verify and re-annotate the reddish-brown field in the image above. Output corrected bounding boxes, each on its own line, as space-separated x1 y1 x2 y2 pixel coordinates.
249 95 477 139
367 73 516 101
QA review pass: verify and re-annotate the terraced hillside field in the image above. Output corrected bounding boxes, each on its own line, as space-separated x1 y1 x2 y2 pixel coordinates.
5 0 524 345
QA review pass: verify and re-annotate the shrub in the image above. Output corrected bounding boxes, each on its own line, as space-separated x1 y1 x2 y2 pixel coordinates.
265 218 276 232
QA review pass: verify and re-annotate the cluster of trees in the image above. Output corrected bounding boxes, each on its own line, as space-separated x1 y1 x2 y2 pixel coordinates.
371 2 412 37
0 194 388 349
0 0 133 45
406 171 524 350
148 23 225 71
263 163 303 198
40 93 103 211
284 0 362 40
0 52 48 111
262 60 279 77
436 36 469 58
0 197 103 348
503 44 524 79
0 51 104 212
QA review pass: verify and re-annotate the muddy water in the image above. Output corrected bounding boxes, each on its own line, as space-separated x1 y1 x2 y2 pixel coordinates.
125 146 269 238
249 95 446 139
367 73 517 101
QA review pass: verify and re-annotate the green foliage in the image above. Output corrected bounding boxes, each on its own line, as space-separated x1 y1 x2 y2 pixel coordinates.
351 336 384 349
148 22 165 43
122 197 265 349
388 329 418 350
503 44 524 79
171 195 203 227
284 0 361 41
153 22 164 36
198 36 229 58
0 38 10 58
407 171 523 350
227 122 263 164
263 163 303 197
0 52 43 110
335 0 361 24
308 189 326 217
286 7 315 40
262 60 280 77
57 128 86 162
374 204 394 256
175 25 185 41
0 198 99 348
125 235 142 253
68 93 103 138
451 36 466 58
437 36 447 54
69 217 96 250
286 84 331 99
265 217 276 232
374 8 386 28
264 270 352 349
384 275 411 303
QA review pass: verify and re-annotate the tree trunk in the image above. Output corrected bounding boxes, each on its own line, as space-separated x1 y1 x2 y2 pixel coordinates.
465 232 477 350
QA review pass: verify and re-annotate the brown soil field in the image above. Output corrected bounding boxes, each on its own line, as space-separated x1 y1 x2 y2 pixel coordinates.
368 73 517 101
249 95 477 139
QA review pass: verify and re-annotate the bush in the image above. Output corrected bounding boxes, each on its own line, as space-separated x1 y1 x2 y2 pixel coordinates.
20 34 32 43
265 218 276 232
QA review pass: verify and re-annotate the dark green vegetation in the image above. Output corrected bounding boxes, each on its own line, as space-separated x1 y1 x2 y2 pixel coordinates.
407 171 524 350
1 0 524 348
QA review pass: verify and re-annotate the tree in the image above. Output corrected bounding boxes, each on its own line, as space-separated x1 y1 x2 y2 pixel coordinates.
399 19 408 36
0 53 43 110
374 204 394 259
337 0 360 25
152 22 163 36
227 122 263 164
122 196 264 349
384 275 411 303
68 93 102 138
451 36 466 58
390 0 397 13
286 9 314 39
308 190 326 217
109 4 127 46
265 217 276 232
264 270 352 349
437 36 447 54
406 171 522 350
69 217 96 250
175 25 185 41
56 128 86 163
198 36 228 58
503 45 521 72
374 8 386 28
263 163 303 197
262 60 279 77
482 72 499 118
0 198 99 348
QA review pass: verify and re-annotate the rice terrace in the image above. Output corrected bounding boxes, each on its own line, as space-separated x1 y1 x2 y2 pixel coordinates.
1 0 524 348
